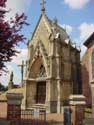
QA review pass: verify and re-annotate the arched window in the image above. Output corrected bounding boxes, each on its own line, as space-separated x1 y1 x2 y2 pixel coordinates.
92 49 94 79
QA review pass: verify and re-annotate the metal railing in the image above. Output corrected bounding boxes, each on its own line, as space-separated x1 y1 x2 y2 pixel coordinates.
10 108 46 125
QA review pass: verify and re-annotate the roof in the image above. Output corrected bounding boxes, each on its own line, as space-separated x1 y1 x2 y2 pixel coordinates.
84 32 94 47
0 87 24 102
28 13 69 45
28 13 80 52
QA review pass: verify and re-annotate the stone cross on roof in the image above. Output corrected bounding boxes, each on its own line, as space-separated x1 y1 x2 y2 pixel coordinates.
40 0 46 14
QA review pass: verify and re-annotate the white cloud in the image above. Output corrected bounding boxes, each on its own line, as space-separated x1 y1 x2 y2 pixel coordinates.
64 0 89 9
11 48 28 65
79 23 94 41
81 45 87 57
6 65 14 72
1 64 21 85
5 0 32 20
60 24 73 34
1 48 27 85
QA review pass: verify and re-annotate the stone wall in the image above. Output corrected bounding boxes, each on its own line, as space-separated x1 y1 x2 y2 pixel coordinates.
26 81 36 108
81 44 93 106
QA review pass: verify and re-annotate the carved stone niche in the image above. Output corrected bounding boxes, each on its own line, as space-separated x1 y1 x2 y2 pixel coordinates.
37 65 46 78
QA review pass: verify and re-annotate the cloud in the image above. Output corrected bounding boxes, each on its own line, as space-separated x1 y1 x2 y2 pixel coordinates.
6 65 14 72
64 0 89 9
11 48 28 65
1 64 21 85
5 0 32 20
60 24 73 34
78 23 94 57
79 23 94 41
81 45 87 57
1 48 27 85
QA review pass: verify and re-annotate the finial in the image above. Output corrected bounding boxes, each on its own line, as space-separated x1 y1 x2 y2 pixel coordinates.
53 17 58 25
40 0 46 14
73 42 76 48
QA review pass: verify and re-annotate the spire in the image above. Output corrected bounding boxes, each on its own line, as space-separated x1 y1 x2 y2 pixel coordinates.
40 0 46 14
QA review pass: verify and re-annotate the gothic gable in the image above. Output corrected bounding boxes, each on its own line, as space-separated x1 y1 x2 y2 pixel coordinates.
28 41 48 78
28 14 52 54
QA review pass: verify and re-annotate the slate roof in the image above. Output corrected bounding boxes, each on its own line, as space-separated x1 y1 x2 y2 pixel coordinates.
84 32 94 47
28 13 80 51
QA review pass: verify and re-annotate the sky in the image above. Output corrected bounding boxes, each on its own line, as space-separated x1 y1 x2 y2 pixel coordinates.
1 0 94 86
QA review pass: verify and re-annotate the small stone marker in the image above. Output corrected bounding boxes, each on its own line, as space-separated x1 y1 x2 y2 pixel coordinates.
34 108 40 118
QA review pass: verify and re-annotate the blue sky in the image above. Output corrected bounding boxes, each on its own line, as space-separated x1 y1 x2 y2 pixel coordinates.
1 0 94 86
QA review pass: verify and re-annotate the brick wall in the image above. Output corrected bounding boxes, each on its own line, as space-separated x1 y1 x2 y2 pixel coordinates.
0 102 7 118
81 46 93 106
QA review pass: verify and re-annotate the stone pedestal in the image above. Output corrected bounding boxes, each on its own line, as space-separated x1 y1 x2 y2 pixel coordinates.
6 93 23 121
69 95 86 125
31 104 46 120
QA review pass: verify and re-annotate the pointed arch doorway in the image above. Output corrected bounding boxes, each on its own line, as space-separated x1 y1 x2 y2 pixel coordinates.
36 64 47 104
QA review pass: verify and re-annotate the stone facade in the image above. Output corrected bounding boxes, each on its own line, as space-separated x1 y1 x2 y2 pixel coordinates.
23 12 81 113
81 32 94 107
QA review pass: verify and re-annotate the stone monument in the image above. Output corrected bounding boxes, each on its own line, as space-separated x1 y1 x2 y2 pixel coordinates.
8 72 14 90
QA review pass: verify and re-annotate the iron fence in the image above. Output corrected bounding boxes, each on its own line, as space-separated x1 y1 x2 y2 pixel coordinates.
10 109 46 125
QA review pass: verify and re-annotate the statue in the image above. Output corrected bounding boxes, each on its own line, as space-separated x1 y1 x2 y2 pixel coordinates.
10 71 13 82
8 71 14 90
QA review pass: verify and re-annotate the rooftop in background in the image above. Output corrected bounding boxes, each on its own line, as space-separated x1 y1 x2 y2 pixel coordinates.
84 32 94 47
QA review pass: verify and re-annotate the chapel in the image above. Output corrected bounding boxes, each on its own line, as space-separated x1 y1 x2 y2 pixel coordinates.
22 0 82 113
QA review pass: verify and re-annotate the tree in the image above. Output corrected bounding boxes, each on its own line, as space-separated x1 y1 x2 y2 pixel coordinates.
0 82 8 91
0 0 29 74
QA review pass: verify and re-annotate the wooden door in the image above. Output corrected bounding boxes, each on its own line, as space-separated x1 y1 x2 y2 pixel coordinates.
36 82 46 104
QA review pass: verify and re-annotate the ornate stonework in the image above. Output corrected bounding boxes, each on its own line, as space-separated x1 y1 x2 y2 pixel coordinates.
23 12 81 113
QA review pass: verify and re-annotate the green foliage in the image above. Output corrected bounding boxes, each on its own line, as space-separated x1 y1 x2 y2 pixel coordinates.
0 83 8 91
84 108 92 118
85 108 92 113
